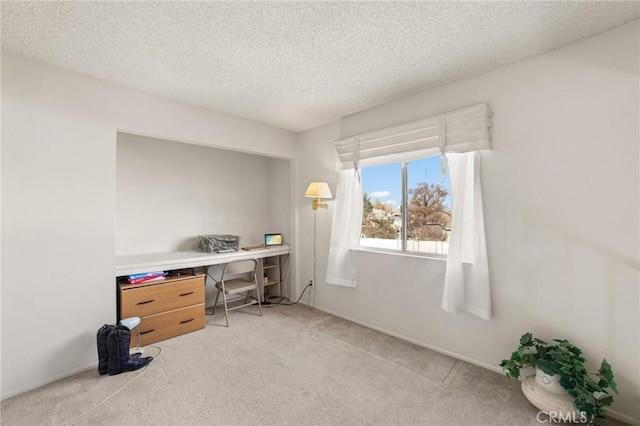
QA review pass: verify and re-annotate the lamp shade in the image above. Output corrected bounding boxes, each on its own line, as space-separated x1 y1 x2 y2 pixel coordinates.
305 182 332 199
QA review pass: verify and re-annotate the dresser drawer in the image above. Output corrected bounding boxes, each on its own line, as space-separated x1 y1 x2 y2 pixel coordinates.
133 304 205 347
120 276 204 318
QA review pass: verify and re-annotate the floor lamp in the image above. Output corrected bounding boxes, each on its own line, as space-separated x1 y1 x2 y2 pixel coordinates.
304 182 333 306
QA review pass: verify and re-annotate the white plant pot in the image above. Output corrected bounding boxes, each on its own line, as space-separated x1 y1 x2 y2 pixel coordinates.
521 368 578 420
534 368 567 394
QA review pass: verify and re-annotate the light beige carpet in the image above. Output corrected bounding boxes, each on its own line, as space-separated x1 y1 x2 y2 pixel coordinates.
0 304 628 426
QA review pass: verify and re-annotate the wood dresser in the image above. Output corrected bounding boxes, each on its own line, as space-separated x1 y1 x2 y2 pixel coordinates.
118 274 205 347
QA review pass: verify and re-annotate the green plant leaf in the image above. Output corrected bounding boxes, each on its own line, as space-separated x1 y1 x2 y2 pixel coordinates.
598 359 617 393
600 359 613 377
597 395 614 407
586 376 600 389
592 391 608 400
520 332 533 347
503 332 616 421
597 378 618 394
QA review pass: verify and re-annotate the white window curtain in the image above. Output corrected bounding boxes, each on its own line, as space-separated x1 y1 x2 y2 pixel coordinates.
441 152 491 319
326 169 363 287
327 103 492 307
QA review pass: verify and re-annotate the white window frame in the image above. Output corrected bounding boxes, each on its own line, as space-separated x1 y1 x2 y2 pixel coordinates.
359 156 451 258
327 103 492 301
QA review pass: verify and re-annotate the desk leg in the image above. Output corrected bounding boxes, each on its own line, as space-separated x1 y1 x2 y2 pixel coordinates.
258 258 266 302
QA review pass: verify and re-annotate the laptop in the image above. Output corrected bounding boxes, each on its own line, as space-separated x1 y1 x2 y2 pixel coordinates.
242 233 283 251
264 233 283 247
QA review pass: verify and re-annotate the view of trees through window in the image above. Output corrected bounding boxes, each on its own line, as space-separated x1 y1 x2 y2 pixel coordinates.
360 156 451 255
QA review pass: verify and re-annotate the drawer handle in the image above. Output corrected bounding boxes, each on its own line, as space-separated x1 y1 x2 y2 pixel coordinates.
180 318 194 324
179 291 194 297
140 329 155 335
137 299 155 305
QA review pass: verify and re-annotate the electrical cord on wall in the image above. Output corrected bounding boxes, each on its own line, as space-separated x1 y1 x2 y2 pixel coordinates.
277 281 312 306
277 209 317 310
243 209 320 310
310 208 317 310
58 345 162 426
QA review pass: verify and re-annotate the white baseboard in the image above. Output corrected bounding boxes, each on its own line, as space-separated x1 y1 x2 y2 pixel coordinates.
306 303 640 425
1 363 96 401
603 409 640 425
309 304 501 372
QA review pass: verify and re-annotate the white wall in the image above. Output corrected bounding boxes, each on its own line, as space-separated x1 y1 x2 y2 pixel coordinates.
294 21 640 422
1 52 296 399
117 132 272 254
2 114 116 402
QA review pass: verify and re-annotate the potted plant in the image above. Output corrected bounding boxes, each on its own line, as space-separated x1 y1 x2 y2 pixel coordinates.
500 332 617 424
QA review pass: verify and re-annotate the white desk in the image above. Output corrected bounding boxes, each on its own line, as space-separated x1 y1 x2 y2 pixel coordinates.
115 244 291 277
116 245 290 344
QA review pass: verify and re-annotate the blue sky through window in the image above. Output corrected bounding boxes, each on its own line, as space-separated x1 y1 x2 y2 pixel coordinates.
361 156 451 208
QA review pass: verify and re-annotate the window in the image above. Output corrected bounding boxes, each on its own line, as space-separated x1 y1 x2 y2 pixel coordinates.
360 155 451 256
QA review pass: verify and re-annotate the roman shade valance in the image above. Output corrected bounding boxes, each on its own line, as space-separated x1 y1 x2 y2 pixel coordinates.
334 103 493 170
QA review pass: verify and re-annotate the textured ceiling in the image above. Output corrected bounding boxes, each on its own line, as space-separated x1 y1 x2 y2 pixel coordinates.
2 1 639 132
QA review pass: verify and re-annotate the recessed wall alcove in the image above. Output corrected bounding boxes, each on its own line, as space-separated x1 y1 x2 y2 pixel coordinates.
116 131 291 256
